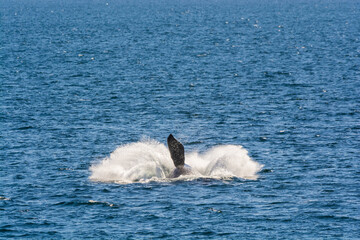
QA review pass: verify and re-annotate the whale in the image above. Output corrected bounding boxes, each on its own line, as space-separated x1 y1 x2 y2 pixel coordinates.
167 134 193 178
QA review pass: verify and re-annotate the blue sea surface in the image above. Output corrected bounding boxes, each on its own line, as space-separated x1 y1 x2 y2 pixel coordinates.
1 0 360 238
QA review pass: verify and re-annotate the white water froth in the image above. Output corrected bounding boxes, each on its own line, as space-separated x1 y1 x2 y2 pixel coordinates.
90 139 262 184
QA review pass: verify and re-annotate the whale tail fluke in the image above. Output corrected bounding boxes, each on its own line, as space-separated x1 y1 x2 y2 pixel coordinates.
167 134 185 168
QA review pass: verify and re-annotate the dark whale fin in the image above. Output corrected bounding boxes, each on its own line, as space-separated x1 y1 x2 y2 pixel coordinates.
167 134 185 168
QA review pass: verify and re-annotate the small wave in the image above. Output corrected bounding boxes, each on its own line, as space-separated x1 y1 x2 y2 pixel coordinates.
88 200 115 207
89 139 262 184
54 200 116 207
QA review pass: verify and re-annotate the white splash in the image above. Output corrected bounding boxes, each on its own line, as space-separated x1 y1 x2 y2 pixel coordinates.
90 139 262 184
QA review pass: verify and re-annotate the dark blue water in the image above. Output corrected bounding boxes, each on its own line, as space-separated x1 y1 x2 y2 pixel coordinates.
1 0 360 238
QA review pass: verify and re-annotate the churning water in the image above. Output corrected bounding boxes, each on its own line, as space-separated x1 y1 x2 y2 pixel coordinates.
90 139 262 183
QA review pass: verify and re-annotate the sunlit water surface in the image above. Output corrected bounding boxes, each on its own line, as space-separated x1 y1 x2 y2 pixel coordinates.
1 0 359 238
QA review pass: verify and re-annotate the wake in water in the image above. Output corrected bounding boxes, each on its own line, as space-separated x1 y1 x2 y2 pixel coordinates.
90 138 262 184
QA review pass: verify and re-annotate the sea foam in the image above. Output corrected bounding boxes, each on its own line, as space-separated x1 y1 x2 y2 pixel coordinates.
90 139 262 184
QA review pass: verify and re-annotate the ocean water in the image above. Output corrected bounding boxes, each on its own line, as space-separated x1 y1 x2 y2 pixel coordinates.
1 0 360 238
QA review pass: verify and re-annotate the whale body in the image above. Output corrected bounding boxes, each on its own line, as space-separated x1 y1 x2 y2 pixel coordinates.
169 164 192 178
167 134 193 178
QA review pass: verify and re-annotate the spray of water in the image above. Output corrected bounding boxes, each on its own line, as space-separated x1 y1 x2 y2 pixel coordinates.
90 139 262 184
